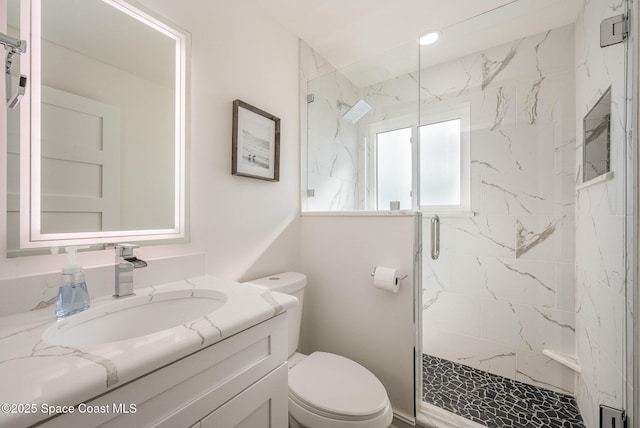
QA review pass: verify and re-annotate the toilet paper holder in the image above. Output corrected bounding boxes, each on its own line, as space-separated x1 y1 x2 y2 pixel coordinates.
370 269 408 280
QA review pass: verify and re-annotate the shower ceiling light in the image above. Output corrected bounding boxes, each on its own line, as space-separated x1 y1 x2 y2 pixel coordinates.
419 31 441 46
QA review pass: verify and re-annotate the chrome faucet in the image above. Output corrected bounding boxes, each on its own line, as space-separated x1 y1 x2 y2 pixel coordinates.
114 244 147 298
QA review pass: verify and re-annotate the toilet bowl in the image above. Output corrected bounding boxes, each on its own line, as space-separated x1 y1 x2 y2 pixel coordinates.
243 272 393 428
288 351 393 428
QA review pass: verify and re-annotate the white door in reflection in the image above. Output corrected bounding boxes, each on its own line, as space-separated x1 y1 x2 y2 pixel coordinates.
376 127 412 210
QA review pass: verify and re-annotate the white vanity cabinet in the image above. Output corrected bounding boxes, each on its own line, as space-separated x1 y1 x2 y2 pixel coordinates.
41 313 288 428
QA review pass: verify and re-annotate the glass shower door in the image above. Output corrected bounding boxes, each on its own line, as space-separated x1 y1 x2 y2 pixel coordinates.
417 0 633 427
576 0 631 426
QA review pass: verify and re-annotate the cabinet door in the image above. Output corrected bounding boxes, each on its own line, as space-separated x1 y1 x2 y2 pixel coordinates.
201 363 288 428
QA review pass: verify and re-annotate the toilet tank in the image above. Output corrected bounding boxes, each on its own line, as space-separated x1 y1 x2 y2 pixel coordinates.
243 272 306 357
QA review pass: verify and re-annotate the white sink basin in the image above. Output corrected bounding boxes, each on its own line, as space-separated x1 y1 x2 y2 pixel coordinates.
43 289 228 347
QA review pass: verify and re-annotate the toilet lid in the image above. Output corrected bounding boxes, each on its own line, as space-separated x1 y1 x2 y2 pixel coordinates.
288 352 389 418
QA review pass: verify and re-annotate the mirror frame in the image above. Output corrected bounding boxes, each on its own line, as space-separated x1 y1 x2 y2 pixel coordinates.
18 0 190 248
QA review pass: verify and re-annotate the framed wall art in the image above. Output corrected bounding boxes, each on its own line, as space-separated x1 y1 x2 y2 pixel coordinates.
232 99 280 181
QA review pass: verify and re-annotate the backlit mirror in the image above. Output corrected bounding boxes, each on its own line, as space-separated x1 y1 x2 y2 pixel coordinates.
6 0 189 252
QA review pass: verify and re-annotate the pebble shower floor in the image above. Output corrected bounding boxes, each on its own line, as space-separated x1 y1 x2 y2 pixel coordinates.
422 354 585 427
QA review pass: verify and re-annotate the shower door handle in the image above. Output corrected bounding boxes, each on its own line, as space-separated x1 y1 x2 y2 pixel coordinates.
430 215 440 260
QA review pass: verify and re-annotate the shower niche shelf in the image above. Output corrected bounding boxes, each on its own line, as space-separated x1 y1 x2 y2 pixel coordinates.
543 349 581 373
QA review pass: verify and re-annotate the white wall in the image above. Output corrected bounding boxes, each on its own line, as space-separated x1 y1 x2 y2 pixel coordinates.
299 214 418 423
574 1 629 426
0 1 301 313
141 0 302 282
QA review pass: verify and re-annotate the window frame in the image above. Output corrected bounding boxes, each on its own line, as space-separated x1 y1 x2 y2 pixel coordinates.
417 102 471 214
368 115 416 211
374 126 413 211
368 101 470 214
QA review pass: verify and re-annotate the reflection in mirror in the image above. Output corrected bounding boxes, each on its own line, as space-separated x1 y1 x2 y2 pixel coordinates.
6 0 22 252
7 0 189 253
582 86 611 183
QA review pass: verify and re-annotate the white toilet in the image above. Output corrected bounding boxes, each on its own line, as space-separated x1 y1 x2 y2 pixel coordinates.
244 272 393 428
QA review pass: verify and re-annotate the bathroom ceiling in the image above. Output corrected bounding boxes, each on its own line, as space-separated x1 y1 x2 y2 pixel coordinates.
248 0 584 87
247 0 512 68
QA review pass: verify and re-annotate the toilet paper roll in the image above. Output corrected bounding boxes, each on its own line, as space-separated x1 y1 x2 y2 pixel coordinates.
373 266 399 293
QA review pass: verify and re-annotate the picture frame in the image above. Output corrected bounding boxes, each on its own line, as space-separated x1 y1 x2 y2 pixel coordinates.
232 99 281 181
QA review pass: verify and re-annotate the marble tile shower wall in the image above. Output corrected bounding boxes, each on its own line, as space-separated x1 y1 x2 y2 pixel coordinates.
301 10 629 426
301 41 419 211
302 28 578 393
304 52 360 211
417 25 577 395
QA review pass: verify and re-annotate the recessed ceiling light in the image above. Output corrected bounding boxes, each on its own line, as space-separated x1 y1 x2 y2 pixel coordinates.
419 31 441 46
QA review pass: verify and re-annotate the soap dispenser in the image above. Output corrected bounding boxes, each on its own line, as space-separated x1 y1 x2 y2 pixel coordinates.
55 246 90 318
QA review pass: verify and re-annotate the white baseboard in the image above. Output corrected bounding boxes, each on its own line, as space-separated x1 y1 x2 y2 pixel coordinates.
392 411 416 428
416 402 487 428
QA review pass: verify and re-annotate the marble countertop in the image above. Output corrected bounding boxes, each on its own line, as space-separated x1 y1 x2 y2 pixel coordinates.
0 275 297 428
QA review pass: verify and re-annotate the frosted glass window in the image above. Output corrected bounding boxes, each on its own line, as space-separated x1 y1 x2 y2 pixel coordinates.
376 128 412 210
419 119 461 206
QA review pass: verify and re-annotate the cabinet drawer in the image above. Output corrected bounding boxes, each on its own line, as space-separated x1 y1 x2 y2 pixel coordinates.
42 314 287 428
200 363 288 428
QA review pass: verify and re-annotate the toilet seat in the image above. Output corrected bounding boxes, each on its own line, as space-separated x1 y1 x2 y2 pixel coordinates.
288 352 393 427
